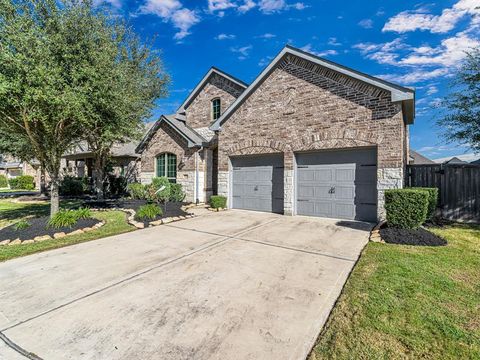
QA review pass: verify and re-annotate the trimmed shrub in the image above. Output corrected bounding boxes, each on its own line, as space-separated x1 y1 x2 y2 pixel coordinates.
47 208 93 229
59 176 85 196
13 219 31 231
384 189 429 229
127 183 146 200
146 177 171 203
9 175 35 190
210 195 227 209
0 175 7 188
169 183 185 202
411 187 438 220
135 204 163 221
105 175 128 197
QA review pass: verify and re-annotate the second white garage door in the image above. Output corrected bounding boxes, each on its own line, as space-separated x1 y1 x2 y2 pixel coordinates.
296 148 377 222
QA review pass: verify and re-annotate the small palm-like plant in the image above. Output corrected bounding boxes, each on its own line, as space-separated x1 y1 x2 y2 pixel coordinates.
135 204 163 221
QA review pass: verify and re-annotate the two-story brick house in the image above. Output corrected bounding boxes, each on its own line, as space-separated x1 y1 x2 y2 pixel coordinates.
136 45 415 222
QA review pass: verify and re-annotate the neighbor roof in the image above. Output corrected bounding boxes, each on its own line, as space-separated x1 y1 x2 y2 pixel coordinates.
409 150 435 164
210 44 415 131
136 114 206 153
177 67 248 114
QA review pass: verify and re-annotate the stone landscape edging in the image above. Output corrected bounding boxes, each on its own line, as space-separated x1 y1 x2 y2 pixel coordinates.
369 221 386 243
91 207 195 229
0 220 105 247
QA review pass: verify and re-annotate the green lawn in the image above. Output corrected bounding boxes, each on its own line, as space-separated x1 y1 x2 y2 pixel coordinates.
310 224 480 360
0 199 134 262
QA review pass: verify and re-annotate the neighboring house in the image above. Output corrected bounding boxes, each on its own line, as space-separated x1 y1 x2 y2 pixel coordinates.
63 123 154 182
0 154 40 188
444 157 469 165
471 159 480 165
409 150 435 165
136 45 415 222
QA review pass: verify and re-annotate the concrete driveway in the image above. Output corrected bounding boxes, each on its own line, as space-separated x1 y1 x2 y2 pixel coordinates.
0 210 371 360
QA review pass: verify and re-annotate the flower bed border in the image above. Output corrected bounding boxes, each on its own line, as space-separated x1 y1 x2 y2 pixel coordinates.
0 220 105 246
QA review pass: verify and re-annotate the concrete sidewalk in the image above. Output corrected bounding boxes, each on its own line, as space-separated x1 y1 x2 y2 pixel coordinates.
0 210 371 360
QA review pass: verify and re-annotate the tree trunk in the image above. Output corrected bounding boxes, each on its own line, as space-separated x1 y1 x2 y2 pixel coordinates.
40 165 47 195
94 154 105 200
50 175 60 216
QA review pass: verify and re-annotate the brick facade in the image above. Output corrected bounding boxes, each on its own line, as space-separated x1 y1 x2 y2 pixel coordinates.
185 73 244 128
217 54 407 219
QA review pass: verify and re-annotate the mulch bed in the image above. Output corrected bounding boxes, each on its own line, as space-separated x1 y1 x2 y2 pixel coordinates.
380 226 447 246
83 199 189 226
0 217 98 241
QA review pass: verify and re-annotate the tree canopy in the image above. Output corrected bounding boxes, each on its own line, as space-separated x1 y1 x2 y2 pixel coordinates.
437 49 480 153
0 0 168 213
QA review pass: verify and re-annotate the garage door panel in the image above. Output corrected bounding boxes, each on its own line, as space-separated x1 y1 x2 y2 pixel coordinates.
298 170 315 182
334 186 354 200
335 168 355 182
315 169 333 182
231 155 284 214
335 203 355 219
296 149 377 222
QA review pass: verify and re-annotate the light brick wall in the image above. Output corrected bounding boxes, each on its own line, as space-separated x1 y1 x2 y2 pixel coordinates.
218 54 407 220
185 73 244 129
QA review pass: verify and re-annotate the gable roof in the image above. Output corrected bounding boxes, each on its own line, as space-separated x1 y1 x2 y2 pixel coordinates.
177 67 248 114
210 45 415 131
409 150 435 165
136 114 206 153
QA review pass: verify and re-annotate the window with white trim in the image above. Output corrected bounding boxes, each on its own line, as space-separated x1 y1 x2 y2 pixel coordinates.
212 98 221 120
156 153 177 183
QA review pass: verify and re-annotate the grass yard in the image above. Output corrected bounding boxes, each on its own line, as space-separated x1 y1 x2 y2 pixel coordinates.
0 199 134 262
310 224 480 360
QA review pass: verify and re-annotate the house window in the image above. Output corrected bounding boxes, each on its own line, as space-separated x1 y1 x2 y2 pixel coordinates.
212 98 221 120
156 153 177 183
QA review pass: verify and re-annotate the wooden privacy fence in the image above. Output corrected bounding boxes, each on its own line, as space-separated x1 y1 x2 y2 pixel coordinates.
406 164 480 223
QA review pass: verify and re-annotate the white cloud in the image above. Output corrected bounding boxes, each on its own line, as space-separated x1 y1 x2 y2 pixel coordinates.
258 55 274 67
353 38 408 65
139 0 199 40
215 33 236 40
358 18 373 28
426 85 438 95
377 68 450 84
257 33 276 39
434 153 479 163
398 31 480 67
208 0 236 12
301 44 338 57
94 0 122 8
238 0 256 13
327 37 342 46
230 45 253 59
258 0 284 13
383 0 480 34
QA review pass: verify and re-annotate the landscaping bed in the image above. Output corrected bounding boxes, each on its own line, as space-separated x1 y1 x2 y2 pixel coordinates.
0 216 99 242
380 226 447 246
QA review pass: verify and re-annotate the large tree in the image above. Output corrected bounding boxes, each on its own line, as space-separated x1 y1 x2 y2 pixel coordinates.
0 0 168 214
0 0 91 215
76 9 168 198
437 49 480 153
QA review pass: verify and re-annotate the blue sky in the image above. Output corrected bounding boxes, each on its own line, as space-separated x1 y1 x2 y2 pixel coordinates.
105 0 479 162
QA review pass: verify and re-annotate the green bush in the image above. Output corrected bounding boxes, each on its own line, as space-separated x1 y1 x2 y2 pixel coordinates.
127 183 146 200
105 175 128 196
146 177 171 203
135 204 163 221
9 175 35 190
13 219 31 231
210 195 227 209
411 187 439 220
47 208 93 229
0 175 7 188
59 176 86 196
384 189 429 229
169 183 185 202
